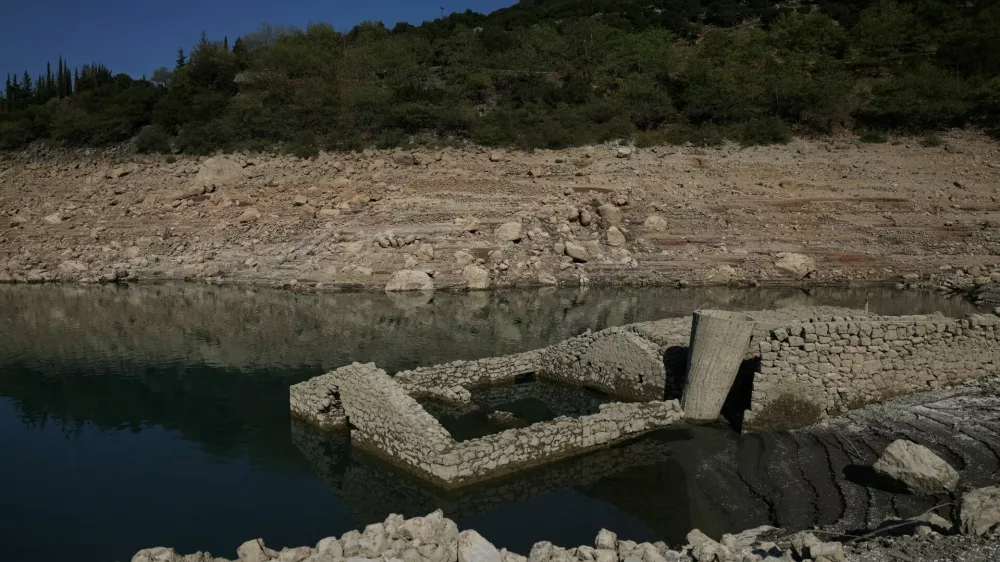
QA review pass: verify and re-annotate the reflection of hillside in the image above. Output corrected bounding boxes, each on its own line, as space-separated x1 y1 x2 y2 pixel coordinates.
291 419 692 537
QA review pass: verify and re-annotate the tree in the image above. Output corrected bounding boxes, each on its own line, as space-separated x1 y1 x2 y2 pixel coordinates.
176 48 186 69
223 36 229 51
151 67 173 88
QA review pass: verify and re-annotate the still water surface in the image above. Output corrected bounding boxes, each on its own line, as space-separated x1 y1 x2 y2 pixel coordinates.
0 284 976 562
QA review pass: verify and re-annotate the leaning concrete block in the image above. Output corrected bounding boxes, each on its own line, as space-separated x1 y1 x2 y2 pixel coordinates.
682 310 756 422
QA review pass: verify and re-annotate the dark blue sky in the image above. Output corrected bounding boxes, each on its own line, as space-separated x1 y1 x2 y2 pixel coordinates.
2 0 515 81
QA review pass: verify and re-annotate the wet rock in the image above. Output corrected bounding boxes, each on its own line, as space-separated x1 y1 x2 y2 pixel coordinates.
487 410 528 428
644 216 667 232
463 265 490 290
960 486 1000 536
496 222 523 242
598 204 622 227
606 227 626 247
873 439 959 494
458 530 500 562
385 270 434 292
774 252 817 279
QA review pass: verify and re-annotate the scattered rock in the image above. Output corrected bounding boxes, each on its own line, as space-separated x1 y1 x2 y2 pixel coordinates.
538 272 558 285
595 530 617 550
489 151 505 163
960 486 1000 536
393 152 415 166
385 270 434 292
606 227 626 247
686 529 732 562
873 439 960 494
237 539 275 562
293 195 308 206
774 252 817 279
459 530 501 562
195 156 244 190
238 208 261 223
529 167 545 179
43 212 63 225
496 222 523 242
616 147 632 159
598 204 622 227
644 216 667 232
564 241 588 262
131 547 180 562
463 265 490 290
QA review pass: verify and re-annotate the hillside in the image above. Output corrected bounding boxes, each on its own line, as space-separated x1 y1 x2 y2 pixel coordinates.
1 0 999 153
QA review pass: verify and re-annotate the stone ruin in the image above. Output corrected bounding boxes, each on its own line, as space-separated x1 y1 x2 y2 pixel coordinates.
290 306 1000 487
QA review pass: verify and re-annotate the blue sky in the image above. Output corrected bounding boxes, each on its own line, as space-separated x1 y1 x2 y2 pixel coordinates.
2 0 516 81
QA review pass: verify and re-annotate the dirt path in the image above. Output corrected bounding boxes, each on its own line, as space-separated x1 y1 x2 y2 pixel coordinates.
2 131 999 292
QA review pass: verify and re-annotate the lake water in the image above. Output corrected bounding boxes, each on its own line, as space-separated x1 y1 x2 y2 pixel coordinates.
0 284 976 562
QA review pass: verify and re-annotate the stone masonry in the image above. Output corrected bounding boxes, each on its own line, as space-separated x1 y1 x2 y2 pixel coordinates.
317 362 684 488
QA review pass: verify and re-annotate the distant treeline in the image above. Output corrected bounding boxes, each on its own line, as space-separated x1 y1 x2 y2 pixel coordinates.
1 0 999 154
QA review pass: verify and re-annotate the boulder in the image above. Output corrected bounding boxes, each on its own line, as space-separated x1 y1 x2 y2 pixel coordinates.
393 152 415 166
489 151 505 162
463 265 490 290
238 208 261 223
529 542 553 562
315 537 343 558
495 222 523 242
644 216 668 232
579 209 594 227
385 270 434 292
774 252 817 279
237 539 276 562
595 529 617 550
686 530 732 562
565 241 588 262
960 486 1000 536
132 547 181 562
873 439 959 494
616 147 632 159
278 547 313 562
606 227 626 247
195 156 244 189
458 530 501 562
598 204 622 227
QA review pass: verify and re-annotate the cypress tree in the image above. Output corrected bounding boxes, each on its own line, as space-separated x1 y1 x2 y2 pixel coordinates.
224 36 229 51
57 56 64 98
74 69 80 95
46 62 53 99
64 61 72 96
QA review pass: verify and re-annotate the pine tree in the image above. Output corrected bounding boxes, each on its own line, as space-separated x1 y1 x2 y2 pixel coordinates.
46 61 54 99
224 36 229 51
57 56 65 98
233 37 245 56
176 48 185 69
22 71 32 95
63 61 72 96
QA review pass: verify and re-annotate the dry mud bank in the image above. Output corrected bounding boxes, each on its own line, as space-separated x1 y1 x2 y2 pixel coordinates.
2 132 1000 292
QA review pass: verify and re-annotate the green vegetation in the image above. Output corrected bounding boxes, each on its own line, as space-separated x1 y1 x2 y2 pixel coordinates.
2 0 1000 153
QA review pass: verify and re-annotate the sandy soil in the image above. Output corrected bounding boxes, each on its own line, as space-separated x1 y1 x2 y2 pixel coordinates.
2 131 999 292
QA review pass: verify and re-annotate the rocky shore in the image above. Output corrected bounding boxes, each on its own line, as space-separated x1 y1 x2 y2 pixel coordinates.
133 486 1000 562
2 132 999 294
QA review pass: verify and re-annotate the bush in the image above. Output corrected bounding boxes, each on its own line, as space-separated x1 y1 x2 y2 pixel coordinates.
859 129 888 143
0 120 36 149
165 156 177 164
135 124 172 153
920 134 943 147
735 116 791 145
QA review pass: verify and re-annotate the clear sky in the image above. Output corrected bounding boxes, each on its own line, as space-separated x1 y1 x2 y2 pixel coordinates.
2 0 516 81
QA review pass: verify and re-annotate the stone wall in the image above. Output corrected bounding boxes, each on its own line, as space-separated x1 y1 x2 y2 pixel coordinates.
743 312 1000 431
336 363 459 483
394 350 542 405
289 372 345 431
326 362 684 488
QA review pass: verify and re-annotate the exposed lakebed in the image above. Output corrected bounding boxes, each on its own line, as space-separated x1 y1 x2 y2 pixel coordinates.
0 284 979 562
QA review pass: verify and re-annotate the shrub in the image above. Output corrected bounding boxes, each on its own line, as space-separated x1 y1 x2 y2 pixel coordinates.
920 134 943 147
135 124 172 154
735 116 791 145
859 129 888 143
165 156 177 164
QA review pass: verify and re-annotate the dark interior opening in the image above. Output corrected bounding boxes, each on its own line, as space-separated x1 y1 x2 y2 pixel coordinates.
662 346 689 401
721 357 759 432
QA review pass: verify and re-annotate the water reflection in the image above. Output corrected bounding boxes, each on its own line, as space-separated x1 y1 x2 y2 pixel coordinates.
0 284 977 562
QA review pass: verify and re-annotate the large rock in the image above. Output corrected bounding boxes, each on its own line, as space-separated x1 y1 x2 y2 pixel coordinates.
598 204 622 227
238 208 261 223
463 265 490 290
873 439 959 494
565 241 588 262
458 530 501 562
594 529 617 550
686 530 732 562
385 270 434 292
960 486 1000 536
43 212 63 225
774 252 817 279
644 216 668 232
495 222 523 242
132 548 181 562
606 227 626 247
237 539 276 562
195 156 244 190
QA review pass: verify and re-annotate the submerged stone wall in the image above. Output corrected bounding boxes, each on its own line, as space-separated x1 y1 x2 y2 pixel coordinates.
327 362 684 488
744 312 1000 431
